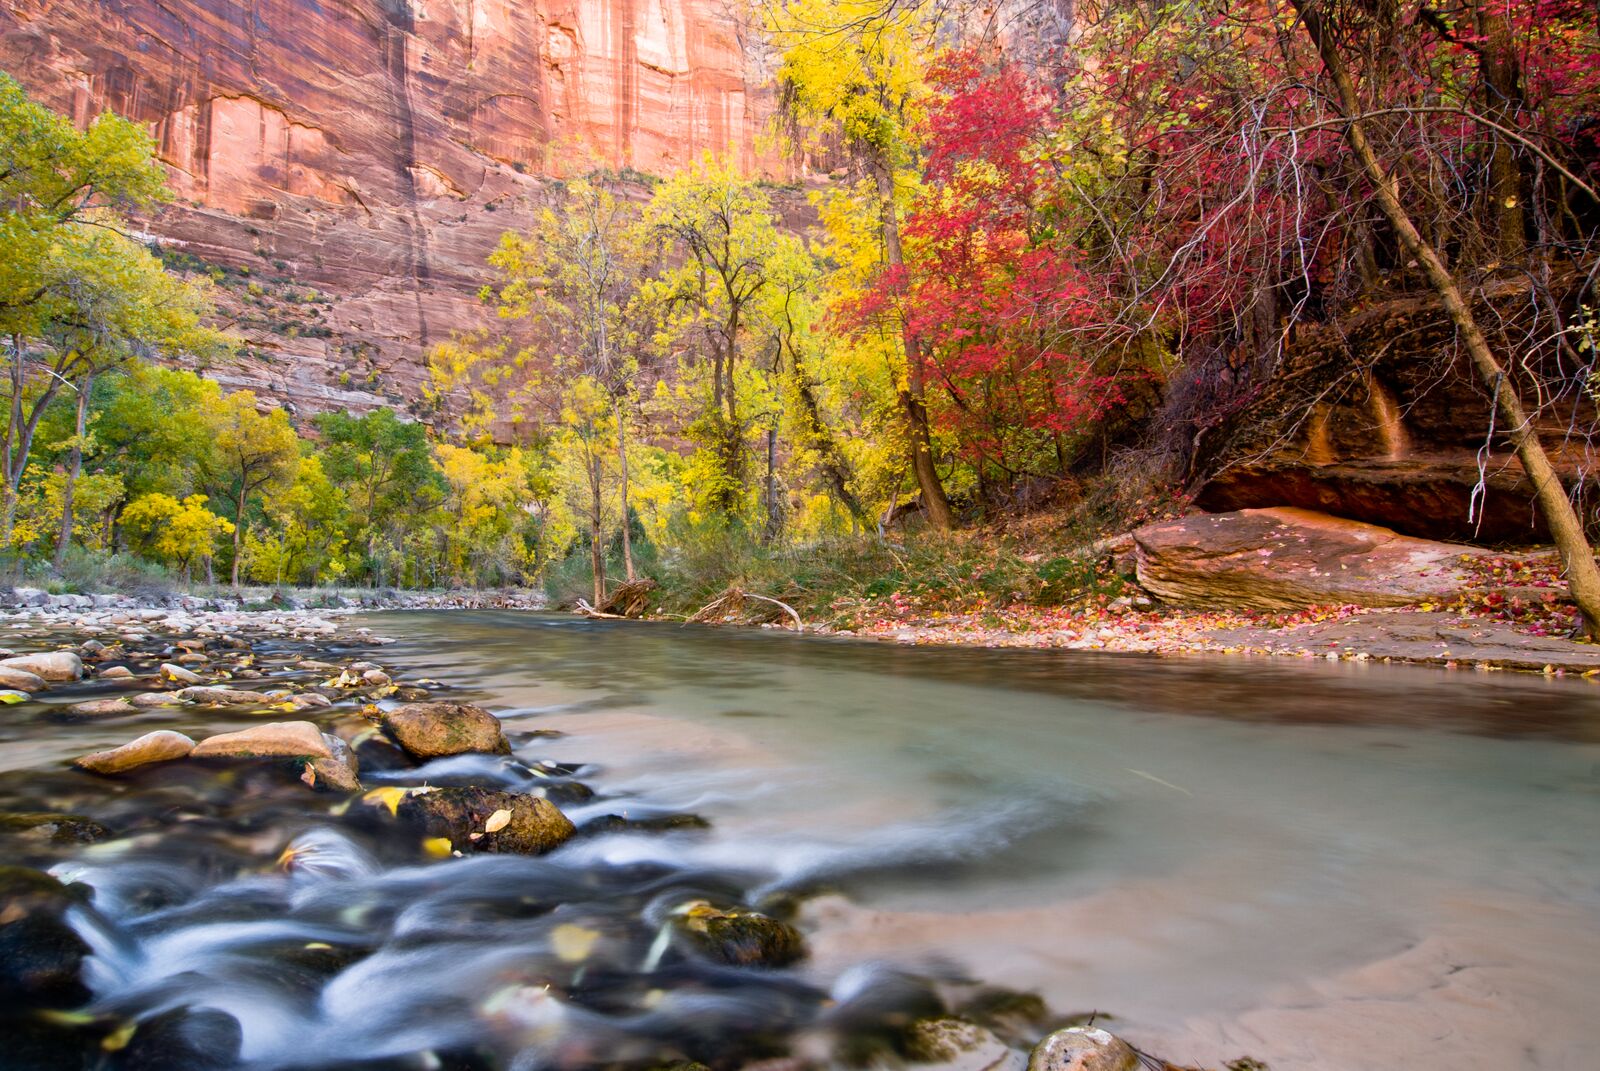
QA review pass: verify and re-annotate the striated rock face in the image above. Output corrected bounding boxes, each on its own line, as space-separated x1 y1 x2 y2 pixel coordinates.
1194 286 1598 543
1134 507 1505 611
0 0 783 414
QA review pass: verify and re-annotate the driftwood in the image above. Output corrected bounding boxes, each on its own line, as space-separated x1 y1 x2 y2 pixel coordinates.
596 578 657 617
687 587 805 632
574 599 628 620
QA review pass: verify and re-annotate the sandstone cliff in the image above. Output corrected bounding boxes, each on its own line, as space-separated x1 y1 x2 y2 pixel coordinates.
0 0 783 414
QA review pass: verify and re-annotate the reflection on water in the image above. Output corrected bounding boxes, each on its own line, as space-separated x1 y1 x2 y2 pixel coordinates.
6 611 1600 1070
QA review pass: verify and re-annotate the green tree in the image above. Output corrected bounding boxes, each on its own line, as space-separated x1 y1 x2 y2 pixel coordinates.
204 391 300 586
121 492 233 583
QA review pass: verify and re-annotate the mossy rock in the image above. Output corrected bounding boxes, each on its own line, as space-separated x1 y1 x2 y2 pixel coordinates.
378 702 511 760
117 1007 242 1071
676 902 805 968
396 787 574 855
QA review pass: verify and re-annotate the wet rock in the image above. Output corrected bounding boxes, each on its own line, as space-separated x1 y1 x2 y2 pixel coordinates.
173 686 272 707
0 867 92 1009
96 665 134 680
396 787 574 855
128 691 186 708
350 731 414 773
303 733 361 792
75 730 197 775
298 659 339 672
378 702 511 760
191 721 333 760
0 651 84 681
1026 1028 1139 1071
906 1017 1016 1069
0 812 110 846
6 1014 108 1071
0 665 47 691
957 989 1052 1046
0 688 31 704
676 902 805 968
579 812 710 836
59 697 137 718
361 668 391 686
287 692 332 710
158 662 203 684
117 1006 242 1071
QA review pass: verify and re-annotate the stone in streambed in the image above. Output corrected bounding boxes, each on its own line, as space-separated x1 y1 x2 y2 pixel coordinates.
395 787 573 855
191 721 332 760
0 812 109 846
0 866 92 1009
128 691 186 708
57 697 137 719
74 730 196 775
158 662 203 684
173 686 272 707
1026 1028 1139 1071
0 665 47 691
95 665 133 680
0 651 82 682
906 1017 1017 1070
378 702 510 760
117 1006 242 1071
675 901 805 968
302 733 361 793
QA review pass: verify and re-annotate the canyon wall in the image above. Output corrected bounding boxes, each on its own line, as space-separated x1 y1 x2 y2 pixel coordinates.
0 0 783 414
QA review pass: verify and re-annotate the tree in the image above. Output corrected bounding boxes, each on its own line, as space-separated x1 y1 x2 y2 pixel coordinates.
205 391 300 586
489 176 659 598
642 156 811 527
1289 0 1600 635
121 492 233 583
770 0 956 528
315 408 438 585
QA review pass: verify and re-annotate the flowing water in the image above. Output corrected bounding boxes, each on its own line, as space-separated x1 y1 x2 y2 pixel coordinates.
6 611 1600 1070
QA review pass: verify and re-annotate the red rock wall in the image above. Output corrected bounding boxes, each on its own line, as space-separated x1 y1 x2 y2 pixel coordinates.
0 0 783 414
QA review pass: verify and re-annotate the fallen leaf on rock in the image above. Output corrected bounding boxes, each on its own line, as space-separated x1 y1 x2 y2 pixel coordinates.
484 808 513 833
551 923 600 962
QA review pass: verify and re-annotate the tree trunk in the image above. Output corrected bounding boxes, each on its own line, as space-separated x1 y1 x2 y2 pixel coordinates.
1475 0 1526 260
763 424 780 543
54 369 94 568
872 164 955 530
616 396 635 581
1293 0 1600 637
589 449 605 605
232 485 247 587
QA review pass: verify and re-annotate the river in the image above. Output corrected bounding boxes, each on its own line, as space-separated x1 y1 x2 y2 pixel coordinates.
8 610 1600 1069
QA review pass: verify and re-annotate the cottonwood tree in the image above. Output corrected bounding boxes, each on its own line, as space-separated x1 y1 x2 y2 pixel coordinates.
490 176 659 601
642 156 811 529
204 391 300 587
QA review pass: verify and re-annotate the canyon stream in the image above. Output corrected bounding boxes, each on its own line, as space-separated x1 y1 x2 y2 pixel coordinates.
6 610 1600 1071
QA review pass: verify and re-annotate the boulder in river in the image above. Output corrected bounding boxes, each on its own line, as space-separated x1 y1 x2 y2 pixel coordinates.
74 730 197 775
906 1017 1017 1069
0 651 82 682
0 811 109 846
377 701 511 759
159 662 203 684
0 866 92 1009
191 721 333 760
1132 507 1505 611
59 697 137 719
675 901 805 968
1026 1027 1139 1071
118 1006 243 1071
0 665 46 691
173 686 273 707
395 786 573 854
302 733 361 793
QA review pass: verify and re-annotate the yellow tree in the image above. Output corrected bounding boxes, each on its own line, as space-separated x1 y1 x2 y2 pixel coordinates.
641 155 812 532
767 0 956 529
121 492 233 584
489 176 659 597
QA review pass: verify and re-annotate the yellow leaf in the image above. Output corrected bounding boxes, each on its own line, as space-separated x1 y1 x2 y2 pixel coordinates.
101 1021 138 1052
483 808 513 833
550 923 600 962
362 786 410 817
422 836 454 858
